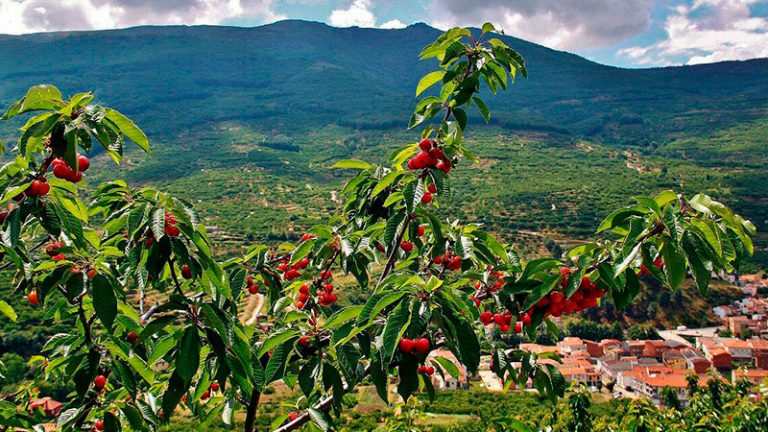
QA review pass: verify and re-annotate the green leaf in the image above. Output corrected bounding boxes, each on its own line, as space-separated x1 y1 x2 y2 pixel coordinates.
416 71 446 96
681 230 713 295
472 96 490 123
332 159 374 170
432 355 460 379
521 274 560 311
104 108 150 154
371 171 403 198
258 330 298 357
175 326 201 384
381 299 412 362
0 300 17 322
92 275 117 329
481 22 496 34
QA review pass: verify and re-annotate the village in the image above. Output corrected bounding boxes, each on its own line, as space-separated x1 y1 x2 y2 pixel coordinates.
423 274 768 407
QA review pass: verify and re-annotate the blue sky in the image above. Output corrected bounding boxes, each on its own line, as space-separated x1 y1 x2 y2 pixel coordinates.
1 0 766 68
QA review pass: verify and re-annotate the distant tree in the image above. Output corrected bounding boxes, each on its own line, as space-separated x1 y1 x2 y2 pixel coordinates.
0 353 26 387
661 386 682 411
566 386 593 432
739 328 755 340
627 324 659 340
687 374 700 395
605 381 616 393
717 328 733 337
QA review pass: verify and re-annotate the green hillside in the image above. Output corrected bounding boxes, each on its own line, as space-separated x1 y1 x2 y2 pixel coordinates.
0 20 766 267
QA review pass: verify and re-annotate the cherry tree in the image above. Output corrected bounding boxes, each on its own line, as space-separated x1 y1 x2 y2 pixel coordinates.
0 23 754 432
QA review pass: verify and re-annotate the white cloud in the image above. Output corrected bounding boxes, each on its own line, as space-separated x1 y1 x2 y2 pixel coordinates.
619 0 768 65
380 19 406 29
329 0 376 28
427 0 655 50
0 0 285 35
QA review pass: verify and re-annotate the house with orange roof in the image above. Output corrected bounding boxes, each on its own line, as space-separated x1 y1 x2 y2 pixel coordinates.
28 398 62 417
558 337 587 356
558 364 602 388
519 343 559 355
427 349 468 390
732 368 768 386
721 338 753 361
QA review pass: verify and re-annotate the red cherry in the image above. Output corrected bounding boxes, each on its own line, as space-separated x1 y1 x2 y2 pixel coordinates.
427 183 437 194
323 283 334 294
164 224 180 237
299 285 310 294
94 420 104 431
418 138 432 152
52 254 65 261
417 226 425 237
298 337 311 347
320 270 332 280
479 311 493 325
210 382 220 391
550 292 565 304
182 394 188 403
400 241 413 253
53 163 70 179
298 292 309 302
296 301 305 309
288 412 299 421
248 284 259 295
0 210 7 224
433 255 444 265
500 324 510 333
87 269 97 278
398 338 415 354
45 243 60 257
201 390 210 400
284 269 301 281
294 257 310 269
653 258 663 269
127 331 138 343
515 322 523 333
424 366 434 375
93 375 107 389
27 291 39 305
181 264 192 279
277 263 289 272
67 171 83 183
413 338 430 355
520 313 531 325
421 192 432 204
78 155 90 172
300 234 316 242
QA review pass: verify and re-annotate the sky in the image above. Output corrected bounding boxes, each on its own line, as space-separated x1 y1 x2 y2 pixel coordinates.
0 0 767 68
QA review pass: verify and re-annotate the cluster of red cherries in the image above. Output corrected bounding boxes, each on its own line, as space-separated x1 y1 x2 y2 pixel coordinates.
164 212 180 237
295 280 337 309
52 155 89 183
432 251 462 271
398 337 431 356
277 255 309 281
45 242 66 261
478 310 529 334
532 269 606 318
474 270 506 293
417 364 435 376
407 138 452 174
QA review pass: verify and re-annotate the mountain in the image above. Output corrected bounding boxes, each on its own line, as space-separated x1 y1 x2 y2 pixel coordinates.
1 20 766 141
0 20 766 268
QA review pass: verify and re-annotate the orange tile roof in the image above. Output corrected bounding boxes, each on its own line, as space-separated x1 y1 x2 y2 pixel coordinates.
722 339 752 349
642 374 689 388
